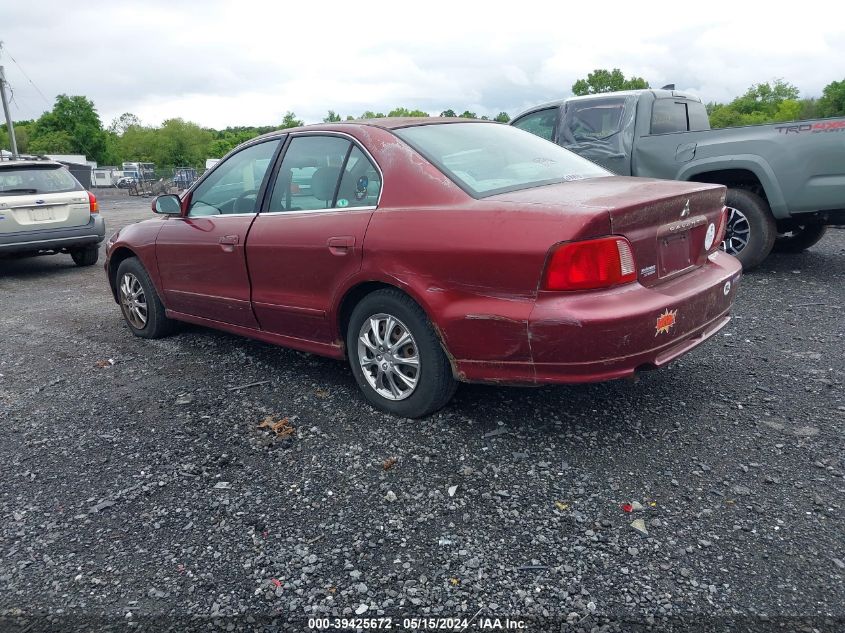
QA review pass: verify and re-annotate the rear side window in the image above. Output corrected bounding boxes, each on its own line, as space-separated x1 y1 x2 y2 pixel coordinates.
651 99 709 134
335 146 381 208
651 100 688 134
268 136 351 212
561 98 626 143
0 166 82 195
512 108 558 141
687 102 710 131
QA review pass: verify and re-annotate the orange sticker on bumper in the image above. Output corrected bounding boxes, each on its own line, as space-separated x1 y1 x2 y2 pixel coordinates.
655 309 677 336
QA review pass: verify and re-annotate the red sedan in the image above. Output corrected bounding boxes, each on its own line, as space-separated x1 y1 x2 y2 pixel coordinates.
104 118 742 417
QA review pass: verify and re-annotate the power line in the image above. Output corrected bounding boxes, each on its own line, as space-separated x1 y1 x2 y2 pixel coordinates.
0 41 51 107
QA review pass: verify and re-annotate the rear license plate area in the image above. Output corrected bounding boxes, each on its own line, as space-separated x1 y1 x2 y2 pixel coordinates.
29 208 56 222
658 231 693 277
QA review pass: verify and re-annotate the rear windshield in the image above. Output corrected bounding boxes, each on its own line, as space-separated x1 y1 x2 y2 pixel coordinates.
395 123 608 197
0 165 82 195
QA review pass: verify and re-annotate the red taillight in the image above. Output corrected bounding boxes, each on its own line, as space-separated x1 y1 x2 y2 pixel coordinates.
542 236 638 291
87 191 99 214
711 206 728 252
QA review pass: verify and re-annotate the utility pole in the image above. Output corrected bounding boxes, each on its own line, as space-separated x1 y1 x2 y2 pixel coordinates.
0 41 19 160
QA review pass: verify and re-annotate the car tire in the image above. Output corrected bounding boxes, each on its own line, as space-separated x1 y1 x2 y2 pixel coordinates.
346 289 457 418
773 223 827 253
721 188 776 270
115 257 175 339
70 245 99 267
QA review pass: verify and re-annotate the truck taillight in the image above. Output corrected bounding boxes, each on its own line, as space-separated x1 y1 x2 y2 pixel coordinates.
542 236 637 291
88 191 99 214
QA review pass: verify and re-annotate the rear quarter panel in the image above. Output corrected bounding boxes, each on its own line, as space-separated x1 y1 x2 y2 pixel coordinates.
349 126 614 364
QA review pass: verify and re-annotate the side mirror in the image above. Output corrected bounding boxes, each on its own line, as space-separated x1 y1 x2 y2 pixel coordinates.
152 194 182 215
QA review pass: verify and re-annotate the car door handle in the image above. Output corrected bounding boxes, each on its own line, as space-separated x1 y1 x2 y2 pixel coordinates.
219 235 239 252
327 236 354 255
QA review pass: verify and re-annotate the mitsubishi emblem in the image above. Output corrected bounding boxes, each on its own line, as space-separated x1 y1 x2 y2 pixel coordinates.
680 199 690 218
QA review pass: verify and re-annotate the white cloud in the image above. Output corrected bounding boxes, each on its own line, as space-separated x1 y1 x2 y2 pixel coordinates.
0 0 843 127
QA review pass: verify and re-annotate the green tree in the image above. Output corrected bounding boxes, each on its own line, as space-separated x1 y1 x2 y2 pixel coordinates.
709 80 803 128
572 68 649 96
817 78 845 117
29 130 74 155
152 118 213 167
360 111 386 119
1 120 34 154
323 110 342 123
493 112 511 123
440 109 457 117
459 110 477 119
31 95 108 162
281 112 303 128
387 107 429 117
109 112 142 135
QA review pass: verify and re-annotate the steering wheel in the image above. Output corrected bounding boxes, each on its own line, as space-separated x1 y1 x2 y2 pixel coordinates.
233 189 259 213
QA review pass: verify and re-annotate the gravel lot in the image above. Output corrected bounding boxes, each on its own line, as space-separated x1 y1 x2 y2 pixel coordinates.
1 189 843 632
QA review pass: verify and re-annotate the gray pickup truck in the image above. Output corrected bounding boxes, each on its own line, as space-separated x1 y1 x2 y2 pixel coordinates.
511 89 845 269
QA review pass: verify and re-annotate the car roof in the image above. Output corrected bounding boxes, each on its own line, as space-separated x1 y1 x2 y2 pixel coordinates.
254 117 490 141
0 159 65 169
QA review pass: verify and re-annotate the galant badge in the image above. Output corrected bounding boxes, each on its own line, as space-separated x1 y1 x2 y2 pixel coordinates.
680 199 690 218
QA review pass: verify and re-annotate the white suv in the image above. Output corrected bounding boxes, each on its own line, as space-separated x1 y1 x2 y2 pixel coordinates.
0 160 105 266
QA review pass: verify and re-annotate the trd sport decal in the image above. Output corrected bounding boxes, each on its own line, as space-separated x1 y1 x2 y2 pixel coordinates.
655 309 678 336
775 120 845 134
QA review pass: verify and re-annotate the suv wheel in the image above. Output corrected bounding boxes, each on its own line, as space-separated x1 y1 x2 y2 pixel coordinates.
70 245 99 267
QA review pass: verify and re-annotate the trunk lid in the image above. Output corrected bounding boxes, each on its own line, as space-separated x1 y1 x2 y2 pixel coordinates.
602 180 726 287
490 176 727 287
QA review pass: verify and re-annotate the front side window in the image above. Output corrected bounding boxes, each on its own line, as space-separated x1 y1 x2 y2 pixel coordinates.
395 122 609 198
188 139 281 216
0 165 82 195
268 136 379 212
651 100 688 134
512 108 558 141
561 98 626 143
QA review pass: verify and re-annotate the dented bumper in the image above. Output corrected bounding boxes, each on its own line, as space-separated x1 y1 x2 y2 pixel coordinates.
454 251 742 385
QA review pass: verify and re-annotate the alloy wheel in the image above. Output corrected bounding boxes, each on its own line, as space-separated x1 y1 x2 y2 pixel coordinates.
357 313 420 401
119 272 148 329
722 206 750 256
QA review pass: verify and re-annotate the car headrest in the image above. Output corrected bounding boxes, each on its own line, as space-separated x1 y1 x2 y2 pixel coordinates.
311 166 341 202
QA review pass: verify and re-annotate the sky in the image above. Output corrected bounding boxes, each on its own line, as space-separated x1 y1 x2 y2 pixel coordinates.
1 1 843 130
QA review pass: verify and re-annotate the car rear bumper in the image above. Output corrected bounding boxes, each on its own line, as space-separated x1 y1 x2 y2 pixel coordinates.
0 216 105 254
454 251 742 385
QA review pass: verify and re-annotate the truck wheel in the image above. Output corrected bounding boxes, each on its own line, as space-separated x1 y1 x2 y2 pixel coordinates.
721 188 776 270
70 245 99 267
773 224 827 253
